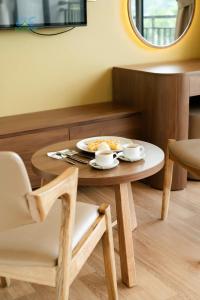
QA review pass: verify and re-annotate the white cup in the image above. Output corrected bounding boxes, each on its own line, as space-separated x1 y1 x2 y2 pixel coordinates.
95 150 117 167
122 143 145 160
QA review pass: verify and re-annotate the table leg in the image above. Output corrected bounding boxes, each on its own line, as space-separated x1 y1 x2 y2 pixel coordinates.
115 183 136 287
127 182 138 231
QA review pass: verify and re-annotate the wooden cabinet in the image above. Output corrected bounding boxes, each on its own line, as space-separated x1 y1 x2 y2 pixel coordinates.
113 59 200 190
0 102 142 188
70 115 142 140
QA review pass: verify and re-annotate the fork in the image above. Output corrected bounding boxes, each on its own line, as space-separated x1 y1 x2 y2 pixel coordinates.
55 152 77 165
56 151 88 164
59 150 89 164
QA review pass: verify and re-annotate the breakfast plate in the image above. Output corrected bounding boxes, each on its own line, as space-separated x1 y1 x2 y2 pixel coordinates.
76 136 132 153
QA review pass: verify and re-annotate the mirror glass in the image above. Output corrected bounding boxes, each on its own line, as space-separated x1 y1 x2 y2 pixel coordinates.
128 0 195 47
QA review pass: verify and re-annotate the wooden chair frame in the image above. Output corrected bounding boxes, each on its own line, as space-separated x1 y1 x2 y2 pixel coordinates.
161 139 200 220
0 167 118 300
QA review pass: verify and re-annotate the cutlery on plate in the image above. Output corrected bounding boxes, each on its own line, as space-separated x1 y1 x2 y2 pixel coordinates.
62 158 77 166
75 152 93 159
56 152 88 164
55 152 77 165
64 154 88 164
56 150 88 164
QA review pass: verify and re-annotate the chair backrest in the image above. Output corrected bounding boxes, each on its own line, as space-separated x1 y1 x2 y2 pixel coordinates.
0 152 34 232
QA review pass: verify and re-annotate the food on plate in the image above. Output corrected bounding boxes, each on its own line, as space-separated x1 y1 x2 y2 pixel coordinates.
97 142 111 151
87 139 121 152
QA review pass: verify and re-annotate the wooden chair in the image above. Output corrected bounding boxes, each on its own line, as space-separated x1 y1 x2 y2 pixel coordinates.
161 139 200 220
0 152 118 300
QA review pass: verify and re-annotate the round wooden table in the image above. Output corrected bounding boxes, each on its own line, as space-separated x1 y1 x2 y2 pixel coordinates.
31 139 164 288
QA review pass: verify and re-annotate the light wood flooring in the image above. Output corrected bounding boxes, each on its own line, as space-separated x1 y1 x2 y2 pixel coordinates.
0 181 200 300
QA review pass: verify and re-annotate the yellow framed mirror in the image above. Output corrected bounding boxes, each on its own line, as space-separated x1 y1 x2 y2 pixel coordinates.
128 0 195 48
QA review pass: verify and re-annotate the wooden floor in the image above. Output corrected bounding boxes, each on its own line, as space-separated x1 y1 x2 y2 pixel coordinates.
1 181 200 300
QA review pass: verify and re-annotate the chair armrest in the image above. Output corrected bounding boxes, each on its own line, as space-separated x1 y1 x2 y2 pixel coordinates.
26 167 78 222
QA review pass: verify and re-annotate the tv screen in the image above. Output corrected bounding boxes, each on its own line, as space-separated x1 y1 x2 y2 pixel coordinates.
0 0 87 28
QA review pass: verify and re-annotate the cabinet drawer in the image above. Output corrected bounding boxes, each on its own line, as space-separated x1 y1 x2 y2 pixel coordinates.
0 127 69 187
70 115 142 140
189 73 200 96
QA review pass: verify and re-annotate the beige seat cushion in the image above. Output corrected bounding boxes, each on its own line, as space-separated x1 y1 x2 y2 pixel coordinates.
189 109 200 179
169 139 200 176
189 107 200 139
0 201 99 267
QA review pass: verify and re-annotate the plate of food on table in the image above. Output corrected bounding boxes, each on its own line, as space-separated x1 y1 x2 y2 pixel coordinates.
76 136 133 153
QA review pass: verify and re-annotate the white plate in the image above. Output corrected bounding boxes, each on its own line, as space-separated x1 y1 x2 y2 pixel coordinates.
118 152 146 162
89 158 119 170
76 136 133 153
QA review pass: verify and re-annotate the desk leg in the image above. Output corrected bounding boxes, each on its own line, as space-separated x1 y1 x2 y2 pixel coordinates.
115 183 136 287
127 183 138 231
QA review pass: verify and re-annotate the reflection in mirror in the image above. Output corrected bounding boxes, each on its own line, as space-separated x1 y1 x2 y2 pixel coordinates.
129 0 195 47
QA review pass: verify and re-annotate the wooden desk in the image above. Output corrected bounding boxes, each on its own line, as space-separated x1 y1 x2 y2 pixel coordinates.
113 59 200 190
31 139 164 288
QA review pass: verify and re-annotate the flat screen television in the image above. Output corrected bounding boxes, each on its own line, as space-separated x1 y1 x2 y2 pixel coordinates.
0 0 87 28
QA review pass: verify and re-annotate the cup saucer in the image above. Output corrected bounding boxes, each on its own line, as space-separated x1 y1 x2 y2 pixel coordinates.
89 158 119 170
118 152 146 162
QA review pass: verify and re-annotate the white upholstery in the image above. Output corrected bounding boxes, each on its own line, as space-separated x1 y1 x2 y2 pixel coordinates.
0 152 99 268
72 202 99 249
0 201 99 267
0 152 33 232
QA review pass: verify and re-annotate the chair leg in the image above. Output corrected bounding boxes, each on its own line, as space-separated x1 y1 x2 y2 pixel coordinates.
0 277 10 288
161 144 174 220
56 197 74 300
56 278 70 300
101 205 118 300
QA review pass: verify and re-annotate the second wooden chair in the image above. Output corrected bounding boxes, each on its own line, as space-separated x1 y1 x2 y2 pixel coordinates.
161 139 200 220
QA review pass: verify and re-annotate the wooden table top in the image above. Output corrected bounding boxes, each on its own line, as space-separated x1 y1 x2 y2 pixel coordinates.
31 139 164 186
115 59 200 75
